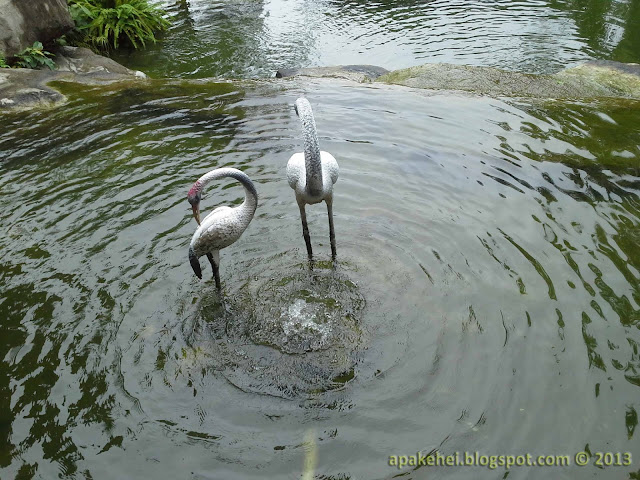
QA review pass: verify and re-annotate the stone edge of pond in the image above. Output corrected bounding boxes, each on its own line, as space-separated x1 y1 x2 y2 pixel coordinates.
0 46 147 112
275 65 390 83
4 59 640 112
276 62 640 100
375 61 640 100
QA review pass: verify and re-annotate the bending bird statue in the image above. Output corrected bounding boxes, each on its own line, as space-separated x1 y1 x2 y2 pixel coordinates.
187 167 258 289
287 98 339 259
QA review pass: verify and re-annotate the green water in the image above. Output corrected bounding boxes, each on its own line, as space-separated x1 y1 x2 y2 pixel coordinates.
110 0 640 78
2 1 640 479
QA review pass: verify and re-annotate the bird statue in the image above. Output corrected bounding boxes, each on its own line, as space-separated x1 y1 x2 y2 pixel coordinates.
287 98 339 259
187 167 258 289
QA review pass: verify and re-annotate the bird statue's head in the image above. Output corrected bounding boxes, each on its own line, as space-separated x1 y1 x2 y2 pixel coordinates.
188 246 202 279
187 182 202 225
294 97 314 117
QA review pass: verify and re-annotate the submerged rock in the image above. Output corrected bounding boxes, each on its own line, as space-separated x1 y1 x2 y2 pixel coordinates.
276 65 389 83
0 0 74 57
555 60 640 98
274 61 640 99
376 61 640 99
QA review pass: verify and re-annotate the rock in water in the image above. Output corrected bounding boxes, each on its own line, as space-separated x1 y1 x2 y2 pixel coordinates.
0 0 74 57
275 65 390 83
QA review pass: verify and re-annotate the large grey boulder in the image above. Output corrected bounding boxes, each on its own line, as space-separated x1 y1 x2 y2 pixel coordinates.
0 0 74 57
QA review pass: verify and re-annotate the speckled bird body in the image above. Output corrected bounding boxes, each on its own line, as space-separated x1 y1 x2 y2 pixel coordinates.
286 98 339 259
190 205 249 254
187 167 257 286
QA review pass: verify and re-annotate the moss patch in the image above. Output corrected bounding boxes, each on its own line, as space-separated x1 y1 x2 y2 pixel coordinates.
377 61 640 99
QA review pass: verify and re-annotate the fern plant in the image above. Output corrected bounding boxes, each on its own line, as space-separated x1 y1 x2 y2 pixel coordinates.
0 55 9 68
67 0 170 51
14 42 56 70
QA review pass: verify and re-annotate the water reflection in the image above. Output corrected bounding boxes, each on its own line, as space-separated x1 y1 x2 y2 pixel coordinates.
551 0 640 63
0 81 248 479
112 0 269 78
0 81 639 478
111 0 640 79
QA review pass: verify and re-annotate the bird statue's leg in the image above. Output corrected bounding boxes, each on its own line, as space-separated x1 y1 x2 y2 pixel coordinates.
298 202 313 259
206 253 221 290
326 198 336 260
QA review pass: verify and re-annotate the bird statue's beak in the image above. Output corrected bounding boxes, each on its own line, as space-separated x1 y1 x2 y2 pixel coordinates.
192 204 201 225
189 247 202 279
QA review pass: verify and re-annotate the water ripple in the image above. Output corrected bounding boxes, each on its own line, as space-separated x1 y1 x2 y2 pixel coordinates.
107 0 640 78
0 80 639 478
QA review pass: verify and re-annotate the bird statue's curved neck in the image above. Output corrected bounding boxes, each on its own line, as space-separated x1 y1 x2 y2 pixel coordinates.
191 167 258 218
295 98 323 196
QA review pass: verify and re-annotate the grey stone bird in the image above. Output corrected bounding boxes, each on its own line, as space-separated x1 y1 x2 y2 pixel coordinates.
187 167 258 289
286 98 339 259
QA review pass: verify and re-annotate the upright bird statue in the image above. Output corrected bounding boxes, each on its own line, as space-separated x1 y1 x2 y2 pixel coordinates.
287 98 339 259
187 167 258 289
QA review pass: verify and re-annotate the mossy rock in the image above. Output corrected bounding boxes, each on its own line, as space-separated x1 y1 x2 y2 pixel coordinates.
377 61 640 99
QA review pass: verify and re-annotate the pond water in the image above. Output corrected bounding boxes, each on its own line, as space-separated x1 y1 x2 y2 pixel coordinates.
1 77 639 479
110 0 640 78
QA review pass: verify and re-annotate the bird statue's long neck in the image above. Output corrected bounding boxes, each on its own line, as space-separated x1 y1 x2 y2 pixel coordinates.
192 167 258 221
296 98 323 197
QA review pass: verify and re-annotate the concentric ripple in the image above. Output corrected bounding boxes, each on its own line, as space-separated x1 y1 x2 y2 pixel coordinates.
246 261 365 354
1 79 639 479
177 259 367 397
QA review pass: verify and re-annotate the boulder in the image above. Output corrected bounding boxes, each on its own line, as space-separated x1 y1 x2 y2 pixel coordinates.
0 0 74 57
275 65 389 83
376 61 640 99
0 69 66 110
275 61 640 99
54 46 147 77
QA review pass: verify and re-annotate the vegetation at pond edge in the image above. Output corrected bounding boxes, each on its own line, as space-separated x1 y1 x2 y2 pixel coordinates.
67 0 170 52
0 1 169 71
14 42 56 70
0 42 56 70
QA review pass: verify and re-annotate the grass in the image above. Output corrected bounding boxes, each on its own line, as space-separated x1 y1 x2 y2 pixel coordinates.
67 0 170 52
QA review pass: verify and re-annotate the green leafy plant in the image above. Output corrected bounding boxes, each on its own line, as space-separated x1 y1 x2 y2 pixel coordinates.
14 42 56 70
67 0 170 51
0 55 9 68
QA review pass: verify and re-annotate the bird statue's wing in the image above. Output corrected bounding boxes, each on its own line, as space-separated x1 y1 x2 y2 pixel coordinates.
200 205 233 225
197 206 243 250
321 151 339 185
286 152 305 190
